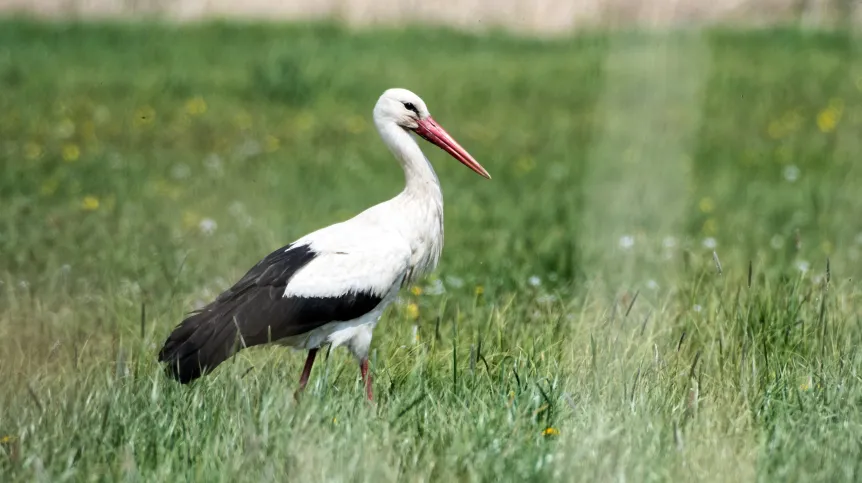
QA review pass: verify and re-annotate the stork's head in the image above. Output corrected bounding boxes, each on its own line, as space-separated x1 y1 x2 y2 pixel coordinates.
374 88 491 179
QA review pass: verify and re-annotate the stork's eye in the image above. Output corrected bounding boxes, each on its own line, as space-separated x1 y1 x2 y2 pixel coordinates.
403 102 418 115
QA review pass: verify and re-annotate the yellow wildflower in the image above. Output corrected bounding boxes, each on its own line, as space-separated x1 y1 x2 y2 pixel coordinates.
406 303 419 320
817 110 836 132
816 100 843 133
542 427 560 436
185 96 207 116
81 195 100 211
62 144 80 162
475 285 484 296
332 417 337 424
698 197 715 214
265 135 280 153
24 142 43 160
410 286 422 296
0 435 15 444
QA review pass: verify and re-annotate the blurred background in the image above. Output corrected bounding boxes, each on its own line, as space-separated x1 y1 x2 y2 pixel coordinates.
2 0 862 31
1 1 862 482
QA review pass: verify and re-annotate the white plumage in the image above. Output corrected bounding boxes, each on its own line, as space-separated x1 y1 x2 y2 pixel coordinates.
158 88 490 400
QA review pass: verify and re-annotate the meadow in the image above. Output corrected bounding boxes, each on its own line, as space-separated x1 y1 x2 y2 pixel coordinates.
1 20 862 482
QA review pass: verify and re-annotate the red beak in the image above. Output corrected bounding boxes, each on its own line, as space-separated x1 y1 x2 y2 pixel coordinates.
413 117 491 179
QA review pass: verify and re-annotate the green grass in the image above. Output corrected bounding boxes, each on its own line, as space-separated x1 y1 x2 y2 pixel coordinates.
2 20 862 482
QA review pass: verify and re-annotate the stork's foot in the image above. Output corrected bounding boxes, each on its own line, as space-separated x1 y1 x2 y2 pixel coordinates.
360 358 373 402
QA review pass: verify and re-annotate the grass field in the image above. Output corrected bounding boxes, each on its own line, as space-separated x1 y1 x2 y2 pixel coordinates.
1 20 862 482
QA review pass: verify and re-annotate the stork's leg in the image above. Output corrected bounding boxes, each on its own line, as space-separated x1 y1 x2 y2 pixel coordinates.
360 358 373 401
294 348 318 400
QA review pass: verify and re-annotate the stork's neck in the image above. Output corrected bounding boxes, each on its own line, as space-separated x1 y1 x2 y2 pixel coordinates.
375 119 444 281
377 121 442 196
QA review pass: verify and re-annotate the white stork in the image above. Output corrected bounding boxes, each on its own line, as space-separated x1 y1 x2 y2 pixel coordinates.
158 88 490 400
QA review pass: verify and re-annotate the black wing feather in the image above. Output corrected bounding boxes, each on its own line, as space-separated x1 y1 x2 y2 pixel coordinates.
158 243 383 383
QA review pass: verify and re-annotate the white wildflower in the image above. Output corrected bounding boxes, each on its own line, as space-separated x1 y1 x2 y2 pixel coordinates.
782 165 800 182
619 235 635 250
199 218 217 235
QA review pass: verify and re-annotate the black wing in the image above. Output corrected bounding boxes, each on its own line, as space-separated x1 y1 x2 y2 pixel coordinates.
158 243 383 383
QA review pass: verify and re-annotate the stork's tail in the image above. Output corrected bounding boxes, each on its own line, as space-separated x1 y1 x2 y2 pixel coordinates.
158 303 244 384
